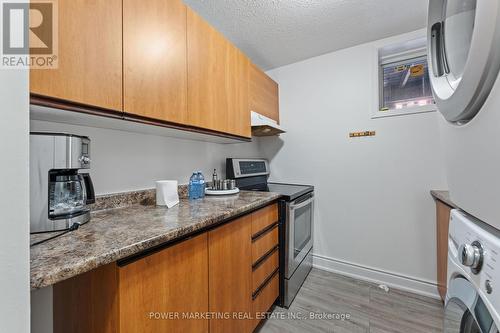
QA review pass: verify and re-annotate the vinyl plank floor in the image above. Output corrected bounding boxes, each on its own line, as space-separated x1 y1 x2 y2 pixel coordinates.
258 268 444 333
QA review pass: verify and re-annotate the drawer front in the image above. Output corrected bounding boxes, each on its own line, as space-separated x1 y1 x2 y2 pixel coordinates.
252 249 279 292
252 227 278 264
251 204 278 236
252 273 279 330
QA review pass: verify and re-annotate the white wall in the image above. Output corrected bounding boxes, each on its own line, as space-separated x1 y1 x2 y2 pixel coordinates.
30 120 262 195
0 69 30 331
263 30 448 297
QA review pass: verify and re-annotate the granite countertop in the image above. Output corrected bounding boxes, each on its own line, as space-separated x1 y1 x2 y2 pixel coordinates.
30 191 281 290
430 190 457 208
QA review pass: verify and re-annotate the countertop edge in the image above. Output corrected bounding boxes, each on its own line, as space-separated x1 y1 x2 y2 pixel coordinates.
430 190 457 209
30 194 281 290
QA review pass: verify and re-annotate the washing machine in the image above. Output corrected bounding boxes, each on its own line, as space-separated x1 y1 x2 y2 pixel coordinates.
427 0 500 230
445 209 500 332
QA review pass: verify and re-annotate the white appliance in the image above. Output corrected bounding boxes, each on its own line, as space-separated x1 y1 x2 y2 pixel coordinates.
250 111 285 136
427 1 500 230
445 209 499 332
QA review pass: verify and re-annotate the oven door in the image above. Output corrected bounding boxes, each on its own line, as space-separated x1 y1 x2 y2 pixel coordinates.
285 192 314 278
444 277 498 333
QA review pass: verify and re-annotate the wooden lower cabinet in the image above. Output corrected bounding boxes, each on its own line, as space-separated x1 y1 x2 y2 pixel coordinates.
54 234 208 333
208 214 253 332
119 234 209 333
252 250 279 292
435 200 452 301
53 263 119 333
53 204 279 332
252 274 279 330
208 206 280 333
250 211 280 332
252 227 279 264
251 203 278 236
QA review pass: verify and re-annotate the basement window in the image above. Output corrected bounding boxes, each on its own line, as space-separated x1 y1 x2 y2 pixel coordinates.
374 37 436 118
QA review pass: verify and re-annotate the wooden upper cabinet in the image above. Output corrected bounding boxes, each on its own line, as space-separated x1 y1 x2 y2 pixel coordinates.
187 9 251 138
249 62 280 123
208 215 253 332
30 0 122 111
123 0 188 124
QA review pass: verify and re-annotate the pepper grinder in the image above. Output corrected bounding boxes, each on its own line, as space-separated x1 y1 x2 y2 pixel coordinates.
212 169 218 190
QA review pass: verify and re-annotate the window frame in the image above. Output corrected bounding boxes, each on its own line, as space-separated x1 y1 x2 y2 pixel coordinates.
372 43 437 119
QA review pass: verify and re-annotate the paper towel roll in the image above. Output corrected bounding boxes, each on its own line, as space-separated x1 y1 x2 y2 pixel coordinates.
156 180 179 208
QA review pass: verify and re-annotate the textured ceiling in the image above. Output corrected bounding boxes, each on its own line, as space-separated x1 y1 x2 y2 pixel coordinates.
183 0 428 70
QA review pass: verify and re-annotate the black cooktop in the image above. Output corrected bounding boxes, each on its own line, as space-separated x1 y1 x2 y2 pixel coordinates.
241 182 313 201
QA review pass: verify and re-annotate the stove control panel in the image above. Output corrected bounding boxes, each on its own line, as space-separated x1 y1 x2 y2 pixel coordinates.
226 158 269 179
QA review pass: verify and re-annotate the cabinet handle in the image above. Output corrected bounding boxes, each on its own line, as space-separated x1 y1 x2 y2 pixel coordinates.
251 222 278 242
252 268 279 300
252 245 278 271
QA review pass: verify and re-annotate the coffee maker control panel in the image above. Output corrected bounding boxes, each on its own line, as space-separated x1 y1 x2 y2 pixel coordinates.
79 137 91 168
80 156 90 164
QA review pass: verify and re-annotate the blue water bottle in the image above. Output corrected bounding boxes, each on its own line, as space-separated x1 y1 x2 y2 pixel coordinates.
197 171 206 198
189 172 198 199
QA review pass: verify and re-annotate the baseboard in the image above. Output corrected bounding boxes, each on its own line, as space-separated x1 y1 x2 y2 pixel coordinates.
312 254 441 300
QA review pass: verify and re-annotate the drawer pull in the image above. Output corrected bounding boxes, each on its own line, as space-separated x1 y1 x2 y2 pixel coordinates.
252 227 278 264
252 245 278 271
251 223 278 242
252 268 279 300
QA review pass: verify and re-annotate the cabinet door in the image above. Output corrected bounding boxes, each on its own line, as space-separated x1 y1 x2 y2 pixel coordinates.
53 264 119 333
119 234 209 333
208 215 253 332
30 0 122 111
123 0 188 124
436 200 451 301
249 62 279 123
187 9 250 138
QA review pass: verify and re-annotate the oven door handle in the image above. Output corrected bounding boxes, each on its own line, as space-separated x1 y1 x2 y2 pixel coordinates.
290 194 314 211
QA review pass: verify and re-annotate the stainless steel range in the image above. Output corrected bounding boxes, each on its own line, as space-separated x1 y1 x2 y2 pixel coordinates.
226 158 314 308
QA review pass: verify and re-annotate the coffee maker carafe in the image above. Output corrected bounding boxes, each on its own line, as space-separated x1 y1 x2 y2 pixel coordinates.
30 133 95 233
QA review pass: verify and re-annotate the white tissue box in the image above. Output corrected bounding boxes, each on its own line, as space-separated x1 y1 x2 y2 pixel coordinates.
156 180 179 208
